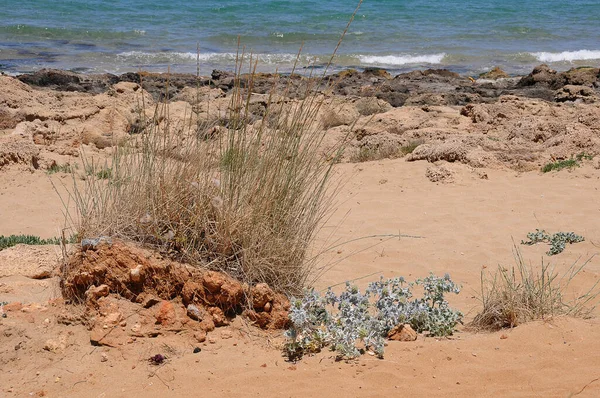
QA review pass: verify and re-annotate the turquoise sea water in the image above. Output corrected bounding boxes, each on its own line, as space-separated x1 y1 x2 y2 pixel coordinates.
1 0 599 75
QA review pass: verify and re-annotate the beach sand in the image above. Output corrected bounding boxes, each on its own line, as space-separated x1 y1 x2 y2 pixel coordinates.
1 67 600 397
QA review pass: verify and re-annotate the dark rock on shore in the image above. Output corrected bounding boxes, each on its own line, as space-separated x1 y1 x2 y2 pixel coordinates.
14 65 600 107
17 69 119 94
479 67 510 80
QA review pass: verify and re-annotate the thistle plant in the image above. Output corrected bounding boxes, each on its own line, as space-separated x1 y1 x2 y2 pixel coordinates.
521 229 584 256
284 274 462 361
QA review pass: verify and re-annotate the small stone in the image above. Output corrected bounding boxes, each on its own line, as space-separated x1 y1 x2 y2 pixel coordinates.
155 301 176 326
263 302 271 313
260 363 267 368
251 283 274 310
85 285 109 302
129 265 143 283
472 352 477 357
130 323 142 334
500 334 508 340
193 347 201 354
103 312 123 326
220 330 233 339
43 336 67 352
387 324 417 342
186 304 206 322
194 331 207 343
100 353 108 362
208 337 217 344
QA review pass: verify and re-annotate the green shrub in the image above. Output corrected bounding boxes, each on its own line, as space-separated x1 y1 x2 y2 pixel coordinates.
284 273 462 361
400 139 424 155
541 159 578 173
0 234 77 251
521 229 584 255
47 163 74 175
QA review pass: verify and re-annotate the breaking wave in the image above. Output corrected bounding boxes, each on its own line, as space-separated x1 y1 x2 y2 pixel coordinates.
532 50 600 63
357 53 446 66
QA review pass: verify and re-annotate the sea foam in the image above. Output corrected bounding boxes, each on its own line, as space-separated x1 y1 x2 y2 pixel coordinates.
117 51 300 64
532 50 600 63
358 53 446 66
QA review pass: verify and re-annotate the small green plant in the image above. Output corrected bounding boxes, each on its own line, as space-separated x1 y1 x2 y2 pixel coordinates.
541 159 578 173
575 152 594 161
284 273 462 361
471 246 599 331
47 163 73 175
95 167 112 180
521 229 584 255
85 164 112 180
0 234 78 251
350 146 400 162
400 139 424 156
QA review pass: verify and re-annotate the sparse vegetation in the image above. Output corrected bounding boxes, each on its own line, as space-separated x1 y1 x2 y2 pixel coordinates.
84 163 113 180
284 274 462 361
0 234 77 251
470 246 599 331
541 159 578 173
350 139 423 162
68 57 346 295
541 153 594 173
400 139 424 155
47 163 74 174
350 145 399 162
521 229 584 255
575 152 594 161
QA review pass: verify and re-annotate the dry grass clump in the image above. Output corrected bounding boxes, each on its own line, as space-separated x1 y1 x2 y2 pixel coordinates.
69 58 345 295
350 145 400 163
470 246 599 331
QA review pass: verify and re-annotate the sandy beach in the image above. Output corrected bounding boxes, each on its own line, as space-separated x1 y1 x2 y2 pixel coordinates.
1 65 600 397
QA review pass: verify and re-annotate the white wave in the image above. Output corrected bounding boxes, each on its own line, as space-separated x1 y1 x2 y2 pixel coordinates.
532 49 600 63
358 53 446 66
116 51 300 64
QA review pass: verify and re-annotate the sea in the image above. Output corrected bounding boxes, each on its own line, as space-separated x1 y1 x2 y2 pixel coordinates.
1 0 599 76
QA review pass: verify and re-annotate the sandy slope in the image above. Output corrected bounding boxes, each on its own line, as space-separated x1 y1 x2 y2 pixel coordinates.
1 159 600 397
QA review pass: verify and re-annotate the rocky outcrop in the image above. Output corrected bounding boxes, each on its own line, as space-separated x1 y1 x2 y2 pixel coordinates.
62 239 289 335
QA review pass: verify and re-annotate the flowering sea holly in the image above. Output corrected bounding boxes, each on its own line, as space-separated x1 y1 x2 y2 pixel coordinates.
284 274 463 361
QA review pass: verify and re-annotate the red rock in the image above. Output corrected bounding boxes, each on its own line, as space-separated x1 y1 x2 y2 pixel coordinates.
387 324 417 341
3 302 23 312
85 284 109 304
181 281 205 306
155 301 176 326
199 317 215 332
194 331 207 343
208 306 229 326
217 279 244 309
203 271 224 294
251 283 274 310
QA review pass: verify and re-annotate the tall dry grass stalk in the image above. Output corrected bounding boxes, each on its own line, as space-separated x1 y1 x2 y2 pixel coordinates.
66 8 370 293
470 245 599 330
